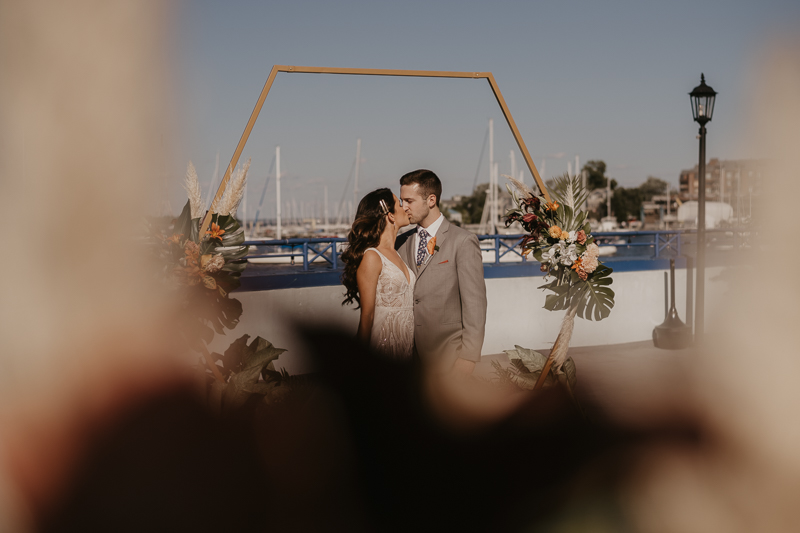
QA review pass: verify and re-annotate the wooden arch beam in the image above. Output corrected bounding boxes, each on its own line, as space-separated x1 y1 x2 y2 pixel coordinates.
201 65 549 235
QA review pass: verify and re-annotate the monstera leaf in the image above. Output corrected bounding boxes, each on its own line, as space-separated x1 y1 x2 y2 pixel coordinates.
539 264 615 321
505 345 548 373
213 334 287 412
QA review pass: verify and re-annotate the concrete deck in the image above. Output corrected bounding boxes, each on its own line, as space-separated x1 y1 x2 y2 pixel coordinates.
476 340 695 418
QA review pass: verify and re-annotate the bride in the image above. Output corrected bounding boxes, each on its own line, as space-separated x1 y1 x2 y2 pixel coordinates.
341 188 415 358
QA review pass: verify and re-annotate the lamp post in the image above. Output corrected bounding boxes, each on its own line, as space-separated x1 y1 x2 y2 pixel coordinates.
689 73 717 344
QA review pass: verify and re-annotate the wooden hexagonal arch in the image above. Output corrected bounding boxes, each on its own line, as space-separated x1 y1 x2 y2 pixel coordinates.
201 65 550 234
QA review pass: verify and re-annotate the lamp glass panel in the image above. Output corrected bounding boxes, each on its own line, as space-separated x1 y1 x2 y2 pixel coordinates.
690 95 700 121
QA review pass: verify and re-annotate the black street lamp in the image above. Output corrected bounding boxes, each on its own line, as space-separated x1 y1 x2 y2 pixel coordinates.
689 73 717 344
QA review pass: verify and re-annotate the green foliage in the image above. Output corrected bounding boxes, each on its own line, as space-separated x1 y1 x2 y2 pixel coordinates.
610 176 671 223
452 183 489 224
583 160 616 191
206 334 295 414
638 176 670 198
150 200 250 347
505 173 615 322
539 264 615 321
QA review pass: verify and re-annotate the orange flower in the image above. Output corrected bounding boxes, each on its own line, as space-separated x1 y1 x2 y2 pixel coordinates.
571 257 588 280
427 236 437 256
167 233 183 245
206 222 225 241
545 201 560 211
548 226 562 239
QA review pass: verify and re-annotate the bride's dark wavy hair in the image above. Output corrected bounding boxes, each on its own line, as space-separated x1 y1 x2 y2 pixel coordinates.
341 188 397 308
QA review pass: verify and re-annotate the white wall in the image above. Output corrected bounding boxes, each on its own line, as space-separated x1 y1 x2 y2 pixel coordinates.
211 266 732 373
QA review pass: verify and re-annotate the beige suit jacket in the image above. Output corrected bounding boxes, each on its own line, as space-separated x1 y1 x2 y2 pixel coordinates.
396 218 487 371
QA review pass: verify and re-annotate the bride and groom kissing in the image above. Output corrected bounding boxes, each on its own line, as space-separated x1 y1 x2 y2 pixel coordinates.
341 169 487 376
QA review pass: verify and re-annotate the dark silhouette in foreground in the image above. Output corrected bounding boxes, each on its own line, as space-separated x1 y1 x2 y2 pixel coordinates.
39 327 701 532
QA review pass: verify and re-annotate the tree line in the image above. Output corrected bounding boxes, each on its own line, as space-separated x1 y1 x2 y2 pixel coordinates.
451 160 671 224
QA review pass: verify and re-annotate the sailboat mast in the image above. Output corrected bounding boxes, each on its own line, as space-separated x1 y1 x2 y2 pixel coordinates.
276 146 282 239
489 118 495 232
353 138 361 214
324 185 329 230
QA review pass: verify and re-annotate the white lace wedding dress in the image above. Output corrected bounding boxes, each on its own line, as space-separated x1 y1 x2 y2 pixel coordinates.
365 248 416 359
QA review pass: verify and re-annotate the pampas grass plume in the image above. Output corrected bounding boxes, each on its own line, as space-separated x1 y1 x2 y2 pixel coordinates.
504 174 535 199
217 158 250 216
183 161 204 219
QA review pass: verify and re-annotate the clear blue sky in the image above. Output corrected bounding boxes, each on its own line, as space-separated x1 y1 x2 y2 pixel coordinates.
169 0 800 220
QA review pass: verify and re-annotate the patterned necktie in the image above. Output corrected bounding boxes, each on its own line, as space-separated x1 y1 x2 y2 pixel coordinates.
416 228 429 266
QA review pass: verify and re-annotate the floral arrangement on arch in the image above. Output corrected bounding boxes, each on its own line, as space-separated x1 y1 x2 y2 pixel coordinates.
148 159 297 412
148 160 251 361
505 173 615 321
500 173 616 394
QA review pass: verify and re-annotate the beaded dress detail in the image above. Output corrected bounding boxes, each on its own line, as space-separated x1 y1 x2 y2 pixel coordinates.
365 248 415 359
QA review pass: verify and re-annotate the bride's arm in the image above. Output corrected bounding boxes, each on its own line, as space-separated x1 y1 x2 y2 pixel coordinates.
355 251 381 345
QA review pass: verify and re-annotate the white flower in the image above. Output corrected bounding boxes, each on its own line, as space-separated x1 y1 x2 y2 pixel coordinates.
565 231 576 243
559 242 578 266
541 244 560 266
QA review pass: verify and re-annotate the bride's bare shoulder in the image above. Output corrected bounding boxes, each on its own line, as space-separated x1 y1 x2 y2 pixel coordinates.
359 249 382 269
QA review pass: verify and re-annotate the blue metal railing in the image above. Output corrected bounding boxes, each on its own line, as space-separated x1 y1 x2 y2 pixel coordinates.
244 237 348 269
244 228 754 270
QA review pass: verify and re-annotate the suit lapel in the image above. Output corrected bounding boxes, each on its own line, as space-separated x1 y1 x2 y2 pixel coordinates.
404 229 418 275
416 218 450 279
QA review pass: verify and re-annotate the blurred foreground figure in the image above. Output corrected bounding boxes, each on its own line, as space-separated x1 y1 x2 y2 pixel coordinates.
0 1 177 531
36 327 672 532
620 39 800 533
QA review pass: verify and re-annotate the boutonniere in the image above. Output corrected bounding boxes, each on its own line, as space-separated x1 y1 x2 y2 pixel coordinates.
427 236 439 256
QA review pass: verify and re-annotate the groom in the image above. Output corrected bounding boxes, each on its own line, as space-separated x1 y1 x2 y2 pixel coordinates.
397 169 487 375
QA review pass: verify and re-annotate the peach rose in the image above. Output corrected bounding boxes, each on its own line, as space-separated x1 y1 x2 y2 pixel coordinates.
582 253 599 273
576 230 587 245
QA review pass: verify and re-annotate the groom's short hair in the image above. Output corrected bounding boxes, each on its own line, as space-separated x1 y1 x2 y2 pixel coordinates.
400 169 442 206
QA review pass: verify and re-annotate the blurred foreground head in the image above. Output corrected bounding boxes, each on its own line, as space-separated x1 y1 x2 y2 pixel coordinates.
0 1 176 530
